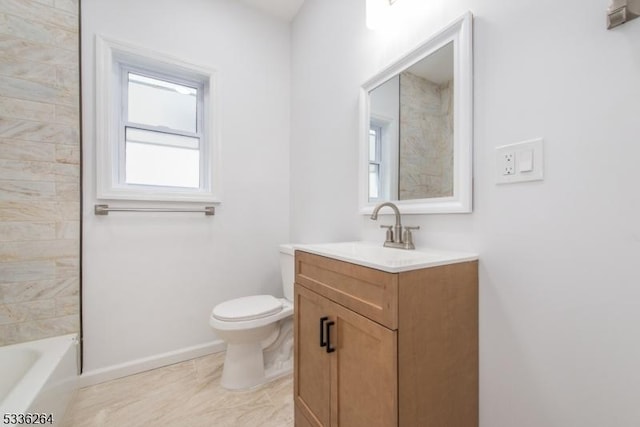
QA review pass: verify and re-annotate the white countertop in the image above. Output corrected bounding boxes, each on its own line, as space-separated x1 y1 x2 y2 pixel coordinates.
294 241 478 273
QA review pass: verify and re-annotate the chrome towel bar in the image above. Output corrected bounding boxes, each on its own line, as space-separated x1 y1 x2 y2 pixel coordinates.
94 204 215 216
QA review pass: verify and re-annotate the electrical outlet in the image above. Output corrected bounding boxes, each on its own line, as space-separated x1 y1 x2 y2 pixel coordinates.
502 152 515 175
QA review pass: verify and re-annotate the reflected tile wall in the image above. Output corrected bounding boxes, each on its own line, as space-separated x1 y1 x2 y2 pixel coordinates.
0 0 80 346
399 72 454 200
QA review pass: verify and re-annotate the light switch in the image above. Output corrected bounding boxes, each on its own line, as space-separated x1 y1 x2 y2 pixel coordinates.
519 149 533 172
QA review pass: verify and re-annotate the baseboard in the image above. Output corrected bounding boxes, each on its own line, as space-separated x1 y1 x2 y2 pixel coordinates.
78 340 226 388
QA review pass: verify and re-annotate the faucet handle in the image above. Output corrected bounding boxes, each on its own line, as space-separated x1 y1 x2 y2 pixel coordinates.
402 226 420 250
379 225 394 243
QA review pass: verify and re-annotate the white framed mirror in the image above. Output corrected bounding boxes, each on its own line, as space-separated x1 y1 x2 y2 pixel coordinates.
359 12 473 214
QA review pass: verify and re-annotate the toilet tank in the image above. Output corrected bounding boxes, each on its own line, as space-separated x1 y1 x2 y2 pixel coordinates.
279 244 295 302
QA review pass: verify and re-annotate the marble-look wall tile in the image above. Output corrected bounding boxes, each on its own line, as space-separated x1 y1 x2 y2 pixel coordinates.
55 144 80 164
0 200 78 222
30 0 55 7
55 295 78 316
54 0 78 16
0 278 76 304
0 138 56 162
53 276 79 297
0 260 56 284
54 104 78 125
0 159 78 182
0 36 77 67
55 182 79 200
0 96 55 122
0 239 78 262
0 299 56 325
0 56 57 85
0 0 79 345
58 200 80 220
399 72 454 200
1 0 77 30
55 258 79 280
1 281 45 304
56 67 79 93
0 118 79 143
1 314 79 345
51 162 80 181
0 222 55 241
55 221 79 239
0 181 57 201
0 76 77 106
0 201 60 221
0 200 79 222
0 13 77 47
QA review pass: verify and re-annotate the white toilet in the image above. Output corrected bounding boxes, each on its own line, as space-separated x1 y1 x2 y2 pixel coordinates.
209 244 295 390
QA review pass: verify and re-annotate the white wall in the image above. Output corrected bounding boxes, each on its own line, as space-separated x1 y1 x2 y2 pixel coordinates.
81 0 290 372
291 0 640 426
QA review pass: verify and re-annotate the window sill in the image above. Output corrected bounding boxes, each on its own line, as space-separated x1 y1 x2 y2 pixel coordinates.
97 186 221 203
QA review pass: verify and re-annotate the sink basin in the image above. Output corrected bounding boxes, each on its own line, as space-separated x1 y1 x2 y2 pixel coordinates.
294 241 478 273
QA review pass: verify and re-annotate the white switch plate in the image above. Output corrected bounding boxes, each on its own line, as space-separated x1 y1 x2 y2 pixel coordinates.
495 138 544 184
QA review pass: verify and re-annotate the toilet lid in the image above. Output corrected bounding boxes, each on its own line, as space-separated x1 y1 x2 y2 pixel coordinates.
212 295 283 322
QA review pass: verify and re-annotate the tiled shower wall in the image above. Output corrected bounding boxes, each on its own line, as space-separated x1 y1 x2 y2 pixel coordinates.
399 72 453 200
0 0 80 345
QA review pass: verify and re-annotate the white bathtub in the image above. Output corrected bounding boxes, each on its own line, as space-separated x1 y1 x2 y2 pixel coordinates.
0 334 78 425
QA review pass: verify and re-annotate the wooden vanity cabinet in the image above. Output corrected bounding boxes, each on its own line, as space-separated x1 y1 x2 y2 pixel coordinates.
293 251 478 427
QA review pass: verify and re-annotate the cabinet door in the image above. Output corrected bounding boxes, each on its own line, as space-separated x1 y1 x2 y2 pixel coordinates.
295 286 331 426
295 285 398 427
329 300 397 427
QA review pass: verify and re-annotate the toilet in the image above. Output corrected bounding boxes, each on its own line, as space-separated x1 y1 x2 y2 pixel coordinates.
209 244 295 390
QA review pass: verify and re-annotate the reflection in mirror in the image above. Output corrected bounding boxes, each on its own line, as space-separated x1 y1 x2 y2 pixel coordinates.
368 43 454 202
369 75 399 201
360 12 472 214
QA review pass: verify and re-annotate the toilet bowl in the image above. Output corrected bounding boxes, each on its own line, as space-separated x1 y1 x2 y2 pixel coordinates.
209 244 295 390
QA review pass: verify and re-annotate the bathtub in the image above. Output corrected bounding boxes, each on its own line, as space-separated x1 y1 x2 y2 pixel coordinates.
0 334 78 425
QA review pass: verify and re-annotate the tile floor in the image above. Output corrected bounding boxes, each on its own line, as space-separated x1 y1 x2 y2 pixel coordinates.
62 352 294 427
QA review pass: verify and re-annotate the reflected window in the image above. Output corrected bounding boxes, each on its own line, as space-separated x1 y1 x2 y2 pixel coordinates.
369 125 382 199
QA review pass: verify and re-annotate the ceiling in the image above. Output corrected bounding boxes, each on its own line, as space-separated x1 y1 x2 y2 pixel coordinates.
237 0 305 21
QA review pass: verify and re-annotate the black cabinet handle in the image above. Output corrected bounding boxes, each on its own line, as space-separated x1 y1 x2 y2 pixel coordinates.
320 316 328 347
326 321 335 353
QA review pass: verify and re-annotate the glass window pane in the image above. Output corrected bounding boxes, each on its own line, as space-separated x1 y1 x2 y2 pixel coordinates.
128 73 198 133
369 129 377 161
369 164 379 199
125 128 199 188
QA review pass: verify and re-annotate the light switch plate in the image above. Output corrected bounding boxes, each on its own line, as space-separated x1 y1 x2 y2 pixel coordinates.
496 138 544 184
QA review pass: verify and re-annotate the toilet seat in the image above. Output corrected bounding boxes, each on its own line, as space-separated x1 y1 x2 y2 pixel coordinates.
212 295 283 322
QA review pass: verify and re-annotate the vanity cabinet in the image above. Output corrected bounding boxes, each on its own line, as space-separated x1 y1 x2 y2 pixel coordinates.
293 250 478 427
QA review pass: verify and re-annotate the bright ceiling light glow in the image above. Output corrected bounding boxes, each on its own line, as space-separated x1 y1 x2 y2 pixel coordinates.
366 0 393 30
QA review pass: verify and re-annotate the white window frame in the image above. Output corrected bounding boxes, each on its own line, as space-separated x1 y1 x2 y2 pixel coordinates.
95 36 220 202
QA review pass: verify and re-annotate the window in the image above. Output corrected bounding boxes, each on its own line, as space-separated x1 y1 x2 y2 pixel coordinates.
369 124 382 200
96 37 219 202
123 71 202 188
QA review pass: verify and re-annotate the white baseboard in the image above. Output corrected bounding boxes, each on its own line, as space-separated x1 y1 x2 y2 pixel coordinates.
78 340 226 388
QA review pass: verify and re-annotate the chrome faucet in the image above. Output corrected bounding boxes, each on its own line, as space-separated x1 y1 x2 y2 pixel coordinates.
370 202 420 250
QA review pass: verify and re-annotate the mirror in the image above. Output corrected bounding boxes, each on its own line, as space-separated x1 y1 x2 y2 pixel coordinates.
359 12 473 214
